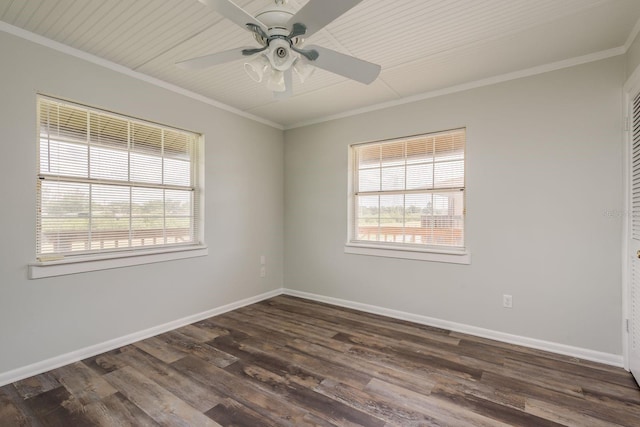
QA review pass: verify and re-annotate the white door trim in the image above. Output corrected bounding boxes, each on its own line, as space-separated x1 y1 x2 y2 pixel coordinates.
623 66 640 371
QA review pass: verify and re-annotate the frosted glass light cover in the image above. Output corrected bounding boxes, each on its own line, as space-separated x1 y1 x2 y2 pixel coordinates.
244 55 269 83
294 59 315 83
267 69 286 92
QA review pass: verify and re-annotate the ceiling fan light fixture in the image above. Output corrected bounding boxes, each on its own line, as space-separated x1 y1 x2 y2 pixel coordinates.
179 0 381 97
244 54 270 82
266 69 286 92
293 58 315 83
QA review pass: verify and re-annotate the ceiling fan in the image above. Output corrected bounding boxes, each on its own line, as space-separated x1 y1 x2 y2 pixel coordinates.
176 0 381 97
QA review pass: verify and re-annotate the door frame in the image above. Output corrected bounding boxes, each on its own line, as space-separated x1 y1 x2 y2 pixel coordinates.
623 66 640 371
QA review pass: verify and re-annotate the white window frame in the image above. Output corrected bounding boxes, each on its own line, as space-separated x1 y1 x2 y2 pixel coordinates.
29 95 207 279
345 129 470 264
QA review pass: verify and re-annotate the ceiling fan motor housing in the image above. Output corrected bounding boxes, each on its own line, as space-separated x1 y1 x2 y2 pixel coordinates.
255 0 294 32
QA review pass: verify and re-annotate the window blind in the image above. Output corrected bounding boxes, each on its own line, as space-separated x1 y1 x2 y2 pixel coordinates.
37 96 201 258
351 129 465 250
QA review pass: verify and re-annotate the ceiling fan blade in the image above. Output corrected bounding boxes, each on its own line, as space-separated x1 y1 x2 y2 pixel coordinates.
176 47 255 70
199 0 267 33
274 69 293 99
307 45 381 84
287 0 363 38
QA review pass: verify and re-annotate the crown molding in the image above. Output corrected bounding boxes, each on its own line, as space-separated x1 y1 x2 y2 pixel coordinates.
0 22 284 131
284 46 626 130
2 15 636 133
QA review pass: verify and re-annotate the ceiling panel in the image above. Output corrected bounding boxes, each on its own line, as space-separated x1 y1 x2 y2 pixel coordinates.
138 25 351 111
1 0 638 127
317 0 607 68
247 78 398 125
1 0 48 28
382 0 640 98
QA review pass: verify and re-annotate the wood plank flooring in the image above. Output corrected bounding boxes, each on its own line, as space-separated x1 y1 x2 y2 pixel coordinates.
1 295 639 426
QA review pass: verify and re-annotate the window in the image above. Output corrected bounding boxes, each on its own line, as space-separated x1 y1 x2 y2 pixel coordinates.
347 128 467 262
35 95 204 271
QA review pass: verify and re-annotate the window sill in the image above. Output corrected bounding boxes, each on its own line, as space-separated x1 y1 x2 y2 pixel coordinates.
344 243 470 264
29 245 208 279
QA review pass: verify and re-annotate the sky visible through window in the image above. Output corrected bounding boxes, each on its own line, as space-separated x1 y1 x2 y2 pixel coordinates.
37 98 197 255
353 130 465 248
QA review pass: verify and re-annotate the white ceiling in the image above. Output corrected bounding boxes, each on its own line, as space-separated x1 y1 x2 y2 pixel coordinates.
1 0 639 128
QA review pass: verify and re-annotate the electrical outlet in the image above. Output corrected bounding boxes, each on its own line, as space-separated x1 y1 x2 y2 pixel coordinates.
503 294 513 309
260 266 266 277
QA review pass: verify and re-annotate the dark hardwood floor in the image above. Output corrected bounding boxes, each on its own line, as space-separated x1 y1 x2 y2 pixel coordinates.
1 295 639 426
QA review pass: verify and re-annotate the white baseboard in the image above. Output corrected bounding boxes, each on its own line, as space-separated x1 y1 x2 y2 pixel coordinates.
0 286 624 387
283 289 624 368
0 288 283 387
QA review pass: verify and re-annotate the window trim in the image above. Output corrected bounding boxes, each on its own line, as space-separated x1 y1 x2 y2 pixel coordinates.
346 129 469 264
29 245 208 279
344 243 470 264
32 94 206 278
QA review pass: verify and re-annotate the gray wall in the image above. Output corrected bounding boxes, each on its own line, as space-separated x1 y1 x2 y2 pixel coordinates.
284 57 625 355
0 26 630 376
0 32 284 374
